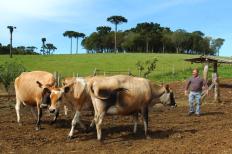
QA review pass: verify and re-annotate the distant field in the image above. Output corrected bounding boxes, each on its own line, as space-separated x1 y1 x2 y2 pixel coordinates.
0 53 231 83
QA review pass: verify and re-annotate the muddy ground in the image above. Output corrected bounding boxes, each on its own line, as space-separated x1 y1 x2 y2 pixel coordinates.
0 79 232 154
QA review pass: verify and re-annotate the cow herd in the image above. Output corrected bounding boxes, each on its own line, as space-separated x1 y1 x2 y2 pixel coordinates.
14 71 176 141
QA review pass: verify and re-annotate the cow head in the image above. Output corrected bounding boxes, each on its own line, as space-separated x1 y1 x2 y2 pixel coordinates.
36 80 70 113
48 86 71 113
36 81 52 107
160 84 177 107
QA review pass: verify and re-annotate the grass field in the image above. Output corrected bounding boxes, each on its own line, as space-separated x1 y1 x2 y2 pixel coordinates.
0 53 231 83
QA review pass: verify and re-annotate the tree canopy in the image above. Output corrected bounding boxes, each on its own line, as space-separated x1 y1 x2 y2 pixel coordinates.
82 21 224 55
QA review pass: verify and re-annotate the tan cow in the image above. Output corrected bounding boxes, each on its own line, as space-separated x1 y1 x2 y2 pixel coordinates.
15 71 56 130
88 75 176 141
42 77 93 139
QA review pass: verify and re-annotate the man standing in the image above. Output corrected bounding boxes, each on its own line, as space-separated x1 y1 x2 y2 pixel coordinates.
185 68 208 116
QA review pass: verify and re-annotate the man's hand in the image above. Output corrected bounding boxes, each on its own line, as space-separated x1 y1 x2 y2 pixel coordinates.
184 90 188 96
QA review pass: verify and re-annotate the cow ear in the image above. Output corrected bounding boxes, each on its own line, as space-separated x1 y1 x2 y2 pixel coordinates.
36 81 43 88
64 86 70 93
164 84 170 92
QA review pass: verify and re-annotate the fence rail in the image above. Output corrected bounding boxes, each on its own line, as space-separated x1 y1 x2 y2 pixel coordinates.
93 68 132 76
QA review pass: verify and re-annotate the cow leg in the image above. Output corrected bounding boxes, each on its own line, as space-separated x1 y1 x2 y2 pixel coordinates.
86 114 96 134
142 106 150 139
133 112 139 134
30 107 37 119
95 111 105 141
36 107 42 131
78 119 87 131
94 99 106 141
15 98 22 126
87 97 98 132
89 117 96 128
68 110 81 139
50 109 59 124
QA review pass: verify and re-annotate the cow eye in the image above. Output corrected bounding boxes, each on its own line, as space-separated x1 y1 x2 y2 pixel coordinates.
58 97 62 101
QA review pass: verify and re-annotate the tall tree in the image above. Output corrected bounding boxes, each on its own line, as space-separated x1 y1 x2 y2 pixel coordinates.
63 31 75 54
211 38 225 56
45 43 57 54
107 15 127 53
96 26 112 52
7 26 16 58
160 28 172 53
171 29 188 54
73 32 85 54
26 46 37 53
41 38 46 55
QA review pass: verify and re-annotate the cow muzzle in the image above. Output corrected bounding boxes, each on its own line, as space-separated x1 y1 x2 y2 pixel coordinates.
49 107 56 113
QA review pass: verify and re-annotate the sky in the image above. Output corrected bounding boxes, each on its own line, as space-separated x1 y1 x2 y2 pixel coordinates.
0 0 231 56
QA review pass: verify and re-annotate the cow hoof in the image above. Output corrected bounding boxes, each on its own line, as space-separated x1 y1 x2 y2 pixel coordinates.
35 126 41 131
67 136 74 140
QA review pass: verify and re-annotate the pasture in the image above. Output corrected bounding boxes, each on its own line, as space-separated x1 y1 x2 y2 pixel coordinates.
1 53 232 82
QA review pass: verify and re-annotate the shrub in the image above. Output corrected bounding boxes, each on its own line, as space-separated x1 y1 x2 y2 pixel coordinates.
0 61 26 91
136 57 157 78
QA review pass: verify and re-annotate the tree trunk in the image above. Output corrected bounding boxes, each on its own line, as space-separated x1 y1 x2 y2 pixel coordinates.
114 24 117 53
176 47 179 54
70 37 73 54
162 43 165 53
146 41 149 53
76 38 78 54
10 32 13 58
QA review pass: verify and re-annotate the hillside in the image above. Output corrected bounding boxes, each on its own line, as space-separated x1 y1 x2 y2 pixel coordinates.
0 53 231 82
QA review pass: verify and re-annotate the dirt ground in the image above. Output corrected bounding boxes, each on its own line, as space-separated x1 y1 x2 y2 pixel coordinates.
0 79 232 154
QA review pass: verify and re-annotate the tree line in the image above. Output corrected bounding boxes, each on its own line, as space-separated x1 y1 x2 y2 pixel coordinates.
0 38 57 55
0 44 38 55
81 16 224 55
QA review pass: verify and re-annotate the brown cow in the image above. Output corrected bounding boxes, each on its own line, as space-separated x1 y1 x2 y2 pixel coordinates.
88 75 176 141
15 71 56 130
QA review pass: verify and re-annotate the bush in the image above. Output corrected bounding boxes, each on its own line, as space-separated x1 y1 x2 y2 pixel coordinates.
0 61 26 91
136 57 157 78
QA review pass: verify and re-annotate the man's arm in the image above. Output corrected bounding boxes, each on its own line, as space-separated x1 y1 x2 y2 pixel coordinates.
184 79 191 95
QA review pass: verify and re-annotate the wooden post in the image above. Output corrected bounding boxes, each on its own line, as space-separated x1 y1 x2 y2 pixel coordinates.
212 62 220 103
203 63 208 82
53 71 58 87
93 68 97 76
57 72 60 87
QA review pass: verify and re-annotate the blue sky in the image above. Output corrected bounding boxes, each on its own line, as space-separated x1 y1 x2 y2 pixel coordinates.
0 0 231 56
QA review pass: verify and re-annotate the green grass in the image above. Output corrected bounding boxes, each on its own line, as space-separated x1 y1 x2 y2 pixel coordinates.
0 53 231 83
